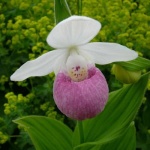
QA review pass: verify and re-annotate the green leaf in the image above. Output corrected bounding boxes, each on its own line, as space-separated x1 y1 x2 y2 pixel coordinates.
73 73 149 150
54 0 72 24
99 122 136 150
116 56 150 71
14 116 73 150
76 123 136 150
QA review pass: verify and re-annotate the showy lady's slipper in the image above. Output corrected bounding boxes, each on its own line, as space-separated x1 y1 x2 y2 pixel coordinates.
11 16 138 120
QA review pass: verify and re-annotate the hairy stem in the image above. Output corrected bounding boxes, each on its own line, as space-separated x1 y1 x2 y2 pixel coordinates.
77 120 84 144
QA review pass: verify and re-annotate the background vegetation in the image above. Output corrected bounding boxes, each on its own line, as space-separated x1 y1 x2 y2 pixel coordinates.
0 0 150 149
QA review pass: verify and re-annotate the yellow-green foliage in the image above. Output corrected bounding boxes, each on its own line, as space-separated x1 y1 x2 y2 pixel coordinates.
0 132 9 144
77 0 150 55
0 0 150 149
4 92 33 115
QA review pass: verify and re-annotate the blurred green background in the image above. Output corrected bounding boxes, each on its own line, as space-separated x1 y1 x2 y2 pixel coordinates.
0 0 150 149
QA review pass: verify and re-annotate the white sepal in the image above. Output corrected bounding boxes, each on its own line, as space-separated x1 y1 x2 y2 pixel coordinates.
47 16 101 48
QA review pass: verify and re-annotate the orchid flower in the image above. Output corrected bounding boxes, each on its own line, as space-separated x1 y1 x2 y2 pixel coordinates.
10 16 138 120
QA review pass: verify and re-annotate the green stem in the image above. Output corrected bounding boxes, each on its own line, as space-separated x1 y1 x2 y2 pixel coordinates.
77 0 82 15
77 121 84 144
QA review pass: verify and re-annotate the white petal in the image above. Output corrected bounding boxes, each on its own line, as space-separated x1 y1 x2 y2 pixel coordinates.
79 42 138 64
53 51 69 74
47 16 101 48
10 49 66 81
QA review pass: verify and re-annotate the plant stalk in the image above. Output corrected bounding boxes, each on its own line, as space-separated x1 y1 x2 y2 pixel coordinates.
77 0 82 15
77 120 84 144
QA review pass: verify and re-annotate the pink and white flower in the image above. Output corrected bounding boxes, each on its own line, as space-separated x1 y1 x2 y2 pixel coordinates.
10 16 138 120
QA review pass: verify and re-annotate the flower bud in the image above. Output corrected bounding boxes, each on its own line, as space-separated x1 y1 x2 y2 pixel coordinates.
112 64 141 84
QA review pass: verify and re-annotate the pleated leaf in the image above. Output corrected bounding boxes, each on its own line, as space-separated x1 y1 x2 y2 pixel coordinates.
54 0 71 24
74 123 136 150
99 122 136 150
73 72 149 150
116 56 150 71
14 116 73 150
